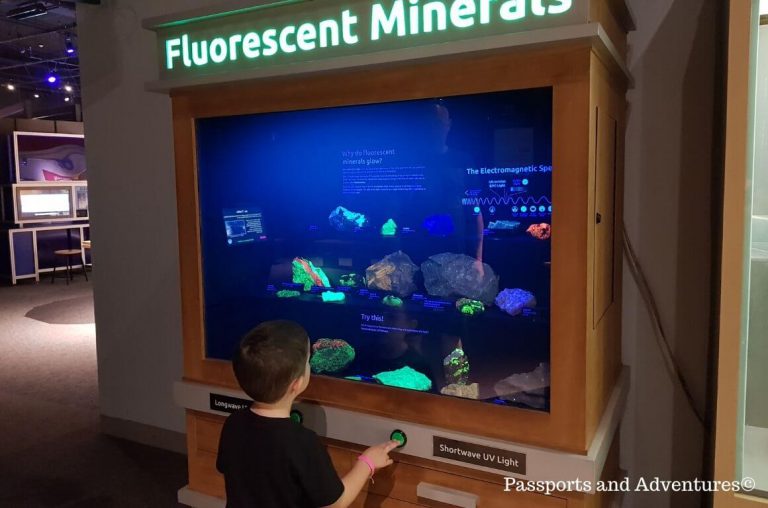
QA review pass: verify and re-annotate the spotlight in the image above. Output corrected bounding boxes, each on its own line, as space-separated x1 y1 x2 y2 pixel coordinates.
64 85 73 93
38 43 44 48
64 35 75 55
7 3 48 21
6 84 15 91
47 74 58 84
33 94 40 98
64 97 70 102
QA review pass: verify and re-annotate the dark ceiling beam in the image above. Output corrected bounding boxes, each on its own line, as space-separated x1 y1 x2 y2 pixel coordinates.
0 55 77 71
0 25 76 45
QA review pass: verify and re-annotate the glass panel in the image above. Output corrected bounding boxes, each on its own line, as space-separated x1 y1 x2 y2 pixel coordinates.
742 1 768 497
195 88 553 411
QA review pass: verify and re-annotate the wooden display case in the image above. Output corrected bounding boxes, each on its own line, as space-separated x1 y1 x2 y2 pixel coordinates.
150 1 632 506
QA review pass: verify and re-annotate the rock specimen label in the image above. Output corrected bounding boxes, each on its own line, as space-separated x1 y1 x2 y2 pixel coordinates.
433 436 526 474
210 393 251 413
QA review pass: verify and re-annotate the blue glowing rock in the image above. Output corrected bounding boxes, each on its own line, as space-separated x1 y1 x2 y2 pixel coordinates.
488 220 522 231
495 288 537 316
366 251 419 297
329 206 369 232
421 253 499 305
423 214 454 236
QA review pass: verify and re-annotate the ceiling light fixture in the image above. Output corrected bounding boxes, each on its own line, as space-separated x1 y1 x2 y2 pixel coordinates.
47 74 58 84
7 3 48 21
64 96 71 102
33 93 40 98
64 84 73 92
64 34 75 55
6 84 14 91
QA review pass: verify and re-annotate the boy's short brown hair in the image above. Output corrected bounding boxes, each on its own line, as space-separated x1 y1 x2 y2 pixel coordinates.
233 320 309 403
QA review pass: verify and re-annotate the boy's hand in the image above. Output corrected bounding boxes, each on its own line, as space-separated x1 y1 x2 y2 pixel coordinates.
362 441 399 469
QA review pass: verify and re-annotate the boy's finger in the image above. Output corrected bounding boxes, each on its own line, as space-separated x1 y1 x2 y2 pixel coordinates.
385 441 399 451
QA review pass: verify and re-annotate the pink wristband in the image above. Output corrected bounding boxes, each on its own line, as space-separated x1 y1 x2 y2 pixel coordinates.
357 454 375 477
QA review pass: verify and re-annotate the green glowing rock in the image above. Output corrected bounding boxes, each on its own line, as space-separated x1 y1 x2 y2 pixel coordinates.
276 290 301 298
310 339 355 374
443 348 470 385
456 298 485 316
373 366 432 391
321 291 346 303
381 218 398 236
292 257 331 291
340 273 364 288
383 295 403 307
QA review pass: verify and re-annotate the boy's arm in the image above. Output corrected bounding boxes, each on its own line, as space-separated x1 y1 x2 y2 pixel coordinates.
322 461 371 508
323 441 398 508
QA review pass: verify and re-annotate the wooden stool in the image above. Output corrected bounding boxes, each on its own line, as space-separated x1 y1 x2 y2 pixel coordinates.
81 241 92 270
52 249 88 285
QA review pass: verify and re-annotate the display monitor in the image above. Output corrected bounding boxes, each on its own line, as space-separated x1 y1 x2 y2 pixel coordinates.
196 87 553 411
16 186 73 221
15 133 86 182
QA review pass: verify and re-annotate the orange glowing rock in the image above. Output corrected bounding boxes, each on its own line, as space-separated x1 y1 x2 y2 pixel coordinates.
526 223 551 240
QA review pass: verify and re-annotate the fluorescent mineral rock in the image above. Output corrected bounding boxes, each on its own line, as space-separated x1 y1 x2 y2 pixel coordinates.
365 251 419 297
495 288 536 316
339 273 364 288
321 291 346 303
383 295 403 307
276 290 301 298
381 218 398 236
440 383 479 399
310 339 355 374
494 363 550 398
329 206 369 232
488 220 521 231
421 253 499 305
526 223 551 240
373 366 432 391
292 257 331 291
443 348 470 385
456 298 484 316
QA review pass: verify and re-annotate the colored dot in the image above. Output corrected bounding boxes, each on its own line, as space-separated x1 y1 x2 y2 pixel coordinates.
521 206 528 212
539 206 546 212
522 179 529 185
473 207 481 214
512 206 518 212
548 206 552 212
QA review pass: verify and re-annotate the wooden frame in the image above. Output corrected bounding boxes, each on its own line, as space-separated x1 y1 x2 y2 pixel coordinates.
714 0 768 506
172 42 625 454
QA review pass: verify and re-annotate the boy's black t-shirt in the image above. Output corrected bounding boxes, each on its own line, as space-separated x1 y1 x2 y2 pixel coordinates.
216 409 344 508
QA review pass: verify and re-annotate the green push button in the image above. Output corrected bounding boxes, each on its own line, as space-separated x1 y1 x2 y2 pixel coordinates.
390 429 407 448
290 410 303 425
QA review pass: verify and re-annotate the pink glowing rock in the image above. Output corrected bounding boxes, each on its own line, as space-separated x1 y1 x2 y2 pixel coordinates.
526 223 551 240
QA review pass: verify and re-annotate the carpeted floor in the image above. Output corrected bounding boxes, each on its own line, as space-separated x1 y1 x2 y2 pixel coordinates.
0 279 188 507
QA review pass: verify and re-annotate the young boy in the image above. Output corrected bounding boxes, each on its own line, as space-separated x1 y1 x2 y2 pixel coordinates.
217 320 398 507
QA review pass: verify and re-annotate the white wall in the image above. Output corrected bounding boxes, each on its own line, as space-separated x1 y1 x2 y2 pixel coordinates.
78 1 719 506
621 1 718 507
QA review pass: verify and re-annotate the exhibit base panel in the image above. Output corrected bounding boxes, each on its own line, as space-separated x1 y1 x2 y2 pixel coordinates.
175 372 626 508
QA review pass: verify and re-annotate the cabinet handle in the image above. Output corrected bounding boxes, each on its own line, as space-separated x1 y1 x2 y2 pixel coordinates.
416 482 478 508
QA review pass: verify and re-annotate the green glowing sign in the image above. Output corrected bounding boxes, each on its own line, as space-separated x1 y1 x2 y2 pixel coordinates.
150 0 581 83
